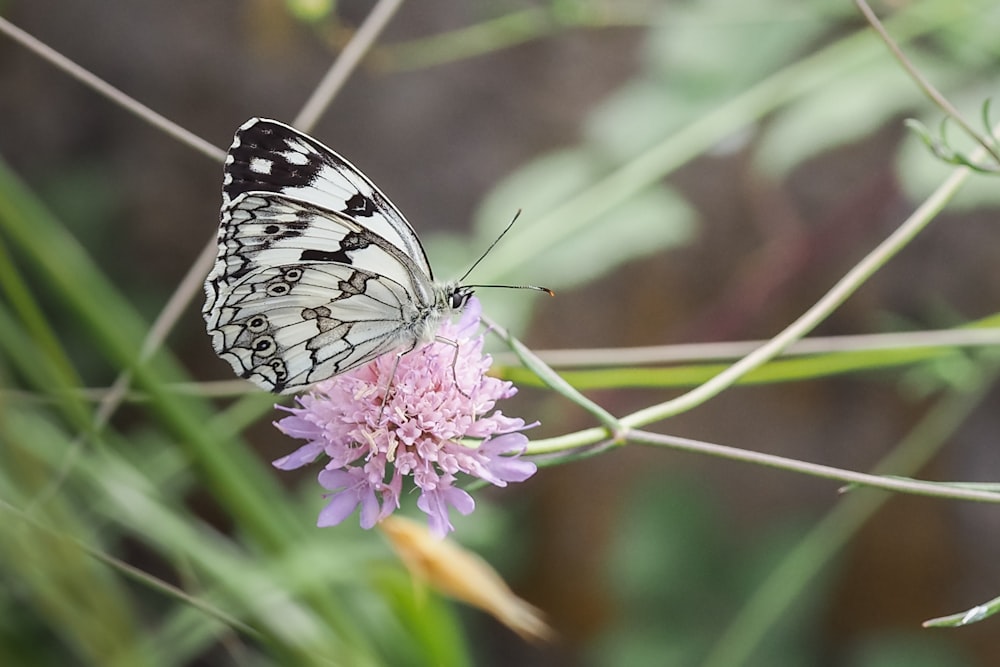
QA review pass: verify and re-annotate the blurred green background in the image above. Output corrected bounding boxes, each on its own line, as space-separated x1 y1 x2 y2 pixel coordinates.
2 1 1000 665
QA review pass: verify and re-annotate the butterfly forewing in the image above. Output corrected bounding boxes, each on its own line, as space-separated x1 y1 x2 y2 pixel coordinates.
204 118 458 393
222 118 431 275
209 192 435 309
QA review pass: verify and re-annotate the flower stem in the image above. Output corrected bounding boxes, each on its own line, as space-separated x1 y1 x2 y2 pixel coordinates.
484 314 624 438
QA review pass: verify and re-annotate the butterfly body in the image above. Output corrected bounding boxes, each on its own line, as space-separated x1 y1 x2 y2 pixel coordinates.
204 118 471 393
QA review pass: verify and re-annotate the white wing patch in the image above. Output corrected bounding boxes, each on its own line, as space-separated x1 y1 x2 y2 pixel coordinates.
249 157 273 174
203 118 471 393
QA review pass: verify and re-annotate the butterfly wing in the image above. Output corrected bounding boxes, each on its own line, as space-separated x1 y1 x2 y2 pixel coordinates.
205 192 436 312
204 119 443 393
222 117 432 276
209 260 426 392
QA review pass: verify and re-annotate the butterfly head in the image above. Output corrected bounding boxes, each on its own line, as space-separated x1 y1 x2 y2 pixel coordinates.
449 284 474 311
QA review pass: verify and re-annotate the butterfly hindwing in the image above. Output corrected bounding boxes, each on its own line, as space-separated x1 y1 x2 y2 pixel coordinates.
209 262 425 392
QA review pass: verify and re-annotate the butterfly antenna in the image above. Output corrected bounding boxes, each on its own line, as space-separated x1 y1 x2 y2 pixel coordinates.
459 209 523 283
459 210 554 295
464 283 554 296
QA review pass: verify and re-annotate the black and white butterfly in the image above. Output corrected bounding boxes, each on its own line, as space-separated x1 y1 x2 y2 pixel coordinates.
203 118 481 394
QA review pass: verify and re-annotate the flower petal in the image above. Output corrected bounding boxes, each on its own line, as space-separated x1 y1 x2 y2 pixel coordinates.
357 486 383 529
274 414 322 440
317 490 362 527
470 433 537 486
417 482 475 538
271 441 325 470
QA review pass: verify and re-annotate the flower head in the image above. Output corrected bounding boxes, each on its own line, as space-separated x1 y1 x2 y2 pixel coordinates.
273 298 536 537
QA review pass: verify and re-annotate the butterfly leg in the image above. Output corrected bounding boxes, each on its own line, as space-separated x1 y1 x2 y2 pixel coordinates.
433 335 473 400
378 347 411 462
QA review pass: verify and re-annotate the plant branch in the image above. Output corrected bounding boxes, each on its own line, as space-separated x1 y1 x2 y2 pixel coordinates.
626 428 1000 504
0 16 224 163
294 0 406 131
854 0 1000 166
493 326 1000 368
617 161 973 430
482 314 624 438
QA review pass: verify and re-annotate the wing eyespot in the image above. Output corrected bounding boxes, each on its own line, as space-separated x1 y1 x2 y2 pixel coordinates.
246 315 269 333
252 335 277 356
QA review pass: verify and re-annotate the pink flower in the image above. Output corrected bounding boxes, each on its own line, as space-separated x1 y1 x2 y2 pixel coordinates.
273 298 536 537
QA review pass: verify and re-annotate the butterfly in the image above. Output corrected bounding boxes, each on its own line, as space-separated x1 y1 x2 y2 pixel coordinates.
202 118 479 394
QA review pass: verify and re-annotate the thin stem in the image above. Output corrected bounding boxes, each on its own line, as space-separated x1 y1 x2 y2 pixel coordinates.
527 144 987 454
855 0 1000 166
482 314 623 436
5 325 998 404
619 162 972 430
294 0 406 131
493 326 1000 368
626 428 1000 504
924 593 1000 627
0 16 224 163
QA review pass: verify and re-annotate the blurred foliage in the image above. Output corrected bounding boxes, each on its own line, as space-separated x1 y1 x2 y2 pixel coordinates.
842 632 974 667
589 477 824 666
285 0 336 24
3 0 1000 665
426 145 695 334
